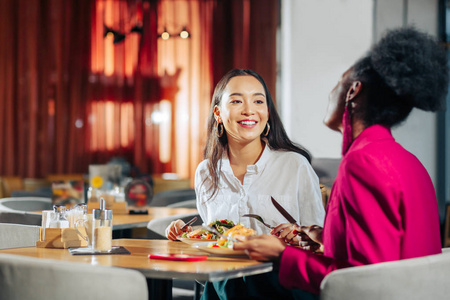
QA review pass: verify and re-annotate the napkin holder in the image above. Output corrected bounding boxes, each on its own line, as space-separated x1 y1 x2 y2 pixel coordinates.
36 227 88 249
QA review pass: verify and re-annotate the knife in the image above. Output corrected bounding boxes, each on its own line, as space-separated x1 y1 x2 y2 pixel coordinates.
271 196 299 226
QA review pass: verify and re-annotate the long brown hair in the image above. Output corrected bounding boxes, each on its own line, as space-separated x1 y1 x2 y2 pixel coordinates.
203 69 311 198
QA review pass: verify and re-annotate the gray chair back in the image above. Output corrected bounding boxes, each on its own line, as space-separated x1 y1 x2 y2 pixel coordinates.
320 250 450 300
0 253 148 300
10 187 52 198
147 212 201 238
0 223 40 249
0 197 52 211
311 158 341 188
0 197 49 225
167 199 197 209
150 188 196 207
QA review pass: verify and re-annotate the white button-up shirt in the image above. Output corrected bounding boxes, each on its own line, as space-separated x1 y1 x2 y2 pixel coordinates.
195 145 325 235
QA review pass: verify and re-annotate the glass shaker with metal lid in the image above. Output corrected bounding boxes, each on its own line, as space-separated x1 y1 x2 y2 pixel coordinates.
49 204 70 228
92 198 113 252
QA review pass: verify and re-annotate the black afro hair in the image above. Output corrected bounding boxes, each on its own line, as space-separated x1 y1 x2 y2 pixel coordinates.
370 27 448 111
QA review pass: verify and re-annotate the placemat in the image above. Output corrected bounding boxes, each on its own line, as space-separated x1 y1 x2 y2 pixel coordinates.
69 246 131 255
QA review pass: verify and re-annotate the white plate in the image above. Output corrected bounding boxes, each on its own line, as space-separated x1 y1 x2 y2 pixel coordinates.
192 241 248 257
176 236 218 245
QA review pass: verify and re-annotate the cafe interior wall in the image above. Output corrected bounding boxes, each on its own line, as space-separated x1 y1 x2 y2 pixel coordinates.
280 0 445 219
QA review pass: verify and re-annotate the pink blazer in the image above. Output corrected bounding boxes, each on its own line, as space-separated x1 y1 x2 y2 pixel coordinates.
279 125 441 294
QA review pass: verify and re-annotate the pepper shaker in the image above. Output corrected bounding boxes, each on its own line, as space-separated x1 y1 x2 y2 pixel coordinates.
49 205 69 228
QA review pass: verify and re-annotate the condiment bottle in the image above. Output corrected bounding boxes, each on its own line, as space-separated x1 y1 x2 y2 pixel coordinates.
69 203 88 227
49 205 70 228
92 198 113 252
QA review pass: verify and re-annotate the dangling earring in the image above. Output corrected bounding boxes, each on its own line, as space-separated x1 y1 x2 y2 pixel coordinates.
264 123 270 137
342 101 353 155
216 121 224 138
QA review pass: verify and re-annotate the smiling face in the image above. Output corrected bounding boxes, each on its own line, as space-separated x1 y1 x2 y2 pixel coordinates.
324 68 352 132
214 75 269 146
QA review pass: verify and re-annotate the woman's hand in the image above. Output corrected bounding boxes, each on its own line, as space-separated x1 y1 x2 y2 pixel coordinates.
165 219 192 241
295 225 324 253
270 223 300 246
233 234 286 261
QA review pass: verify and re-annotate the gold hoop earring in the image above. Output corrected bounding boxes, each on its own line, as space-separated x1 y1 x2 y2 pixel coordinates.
264 123 270 137
216 121 224 138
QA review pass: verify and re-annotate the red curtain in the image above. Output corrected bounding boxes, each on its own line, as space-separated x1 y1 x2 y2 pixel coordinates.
156 0 214 180
212 0 278 99
0 0 93 178
0 0 278 180
88 0 161 174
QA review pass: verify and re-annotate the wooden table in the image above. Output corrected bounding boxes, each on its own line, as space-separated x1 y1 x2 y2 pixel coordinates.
0 239 273 299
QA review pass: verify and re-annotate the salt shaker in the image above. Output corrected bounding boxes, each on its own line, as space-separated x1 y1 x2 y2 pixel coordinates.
92 198 113 252
49 205 69 228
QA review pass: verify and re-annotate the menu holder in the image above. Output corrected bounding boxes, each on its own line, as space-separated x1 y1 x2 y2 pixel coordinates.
87 201 127 215
36 228 88 249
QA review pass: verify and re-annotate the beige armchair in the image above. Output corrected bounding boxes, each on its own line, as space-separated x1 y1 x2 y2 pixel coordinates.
320 249 450 300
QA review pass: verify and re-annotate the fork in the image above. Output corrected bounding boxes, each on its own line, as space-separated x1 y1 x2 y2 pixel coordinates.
180 216 198 231
242 214 274 229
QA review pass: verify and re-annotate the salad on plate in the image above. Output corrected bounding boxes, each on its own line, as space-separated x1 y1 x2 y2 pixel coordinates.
208 224 256 249
177 219 235 243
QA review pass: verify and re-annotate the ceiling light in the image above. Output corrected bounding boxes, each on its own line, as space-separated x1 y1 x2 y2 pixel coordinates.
160 27 170 40
179 27 190 39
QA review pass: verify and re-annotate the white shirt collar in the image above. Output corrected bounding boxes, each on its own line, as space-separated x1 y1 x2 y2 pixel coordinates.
221 143 272 175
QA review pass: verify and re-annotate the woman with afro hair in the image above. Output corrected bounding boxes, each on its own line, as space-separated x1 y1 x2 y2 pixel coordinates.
235 27 449 295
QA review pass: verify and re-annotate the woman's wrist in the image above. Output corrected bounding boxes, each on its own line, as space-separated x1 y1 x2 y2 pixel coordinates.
272 245 286 270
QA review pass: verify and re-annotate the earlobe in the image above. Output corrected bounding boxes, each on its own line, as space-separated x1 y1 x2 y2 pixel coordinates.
213 106 221 122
